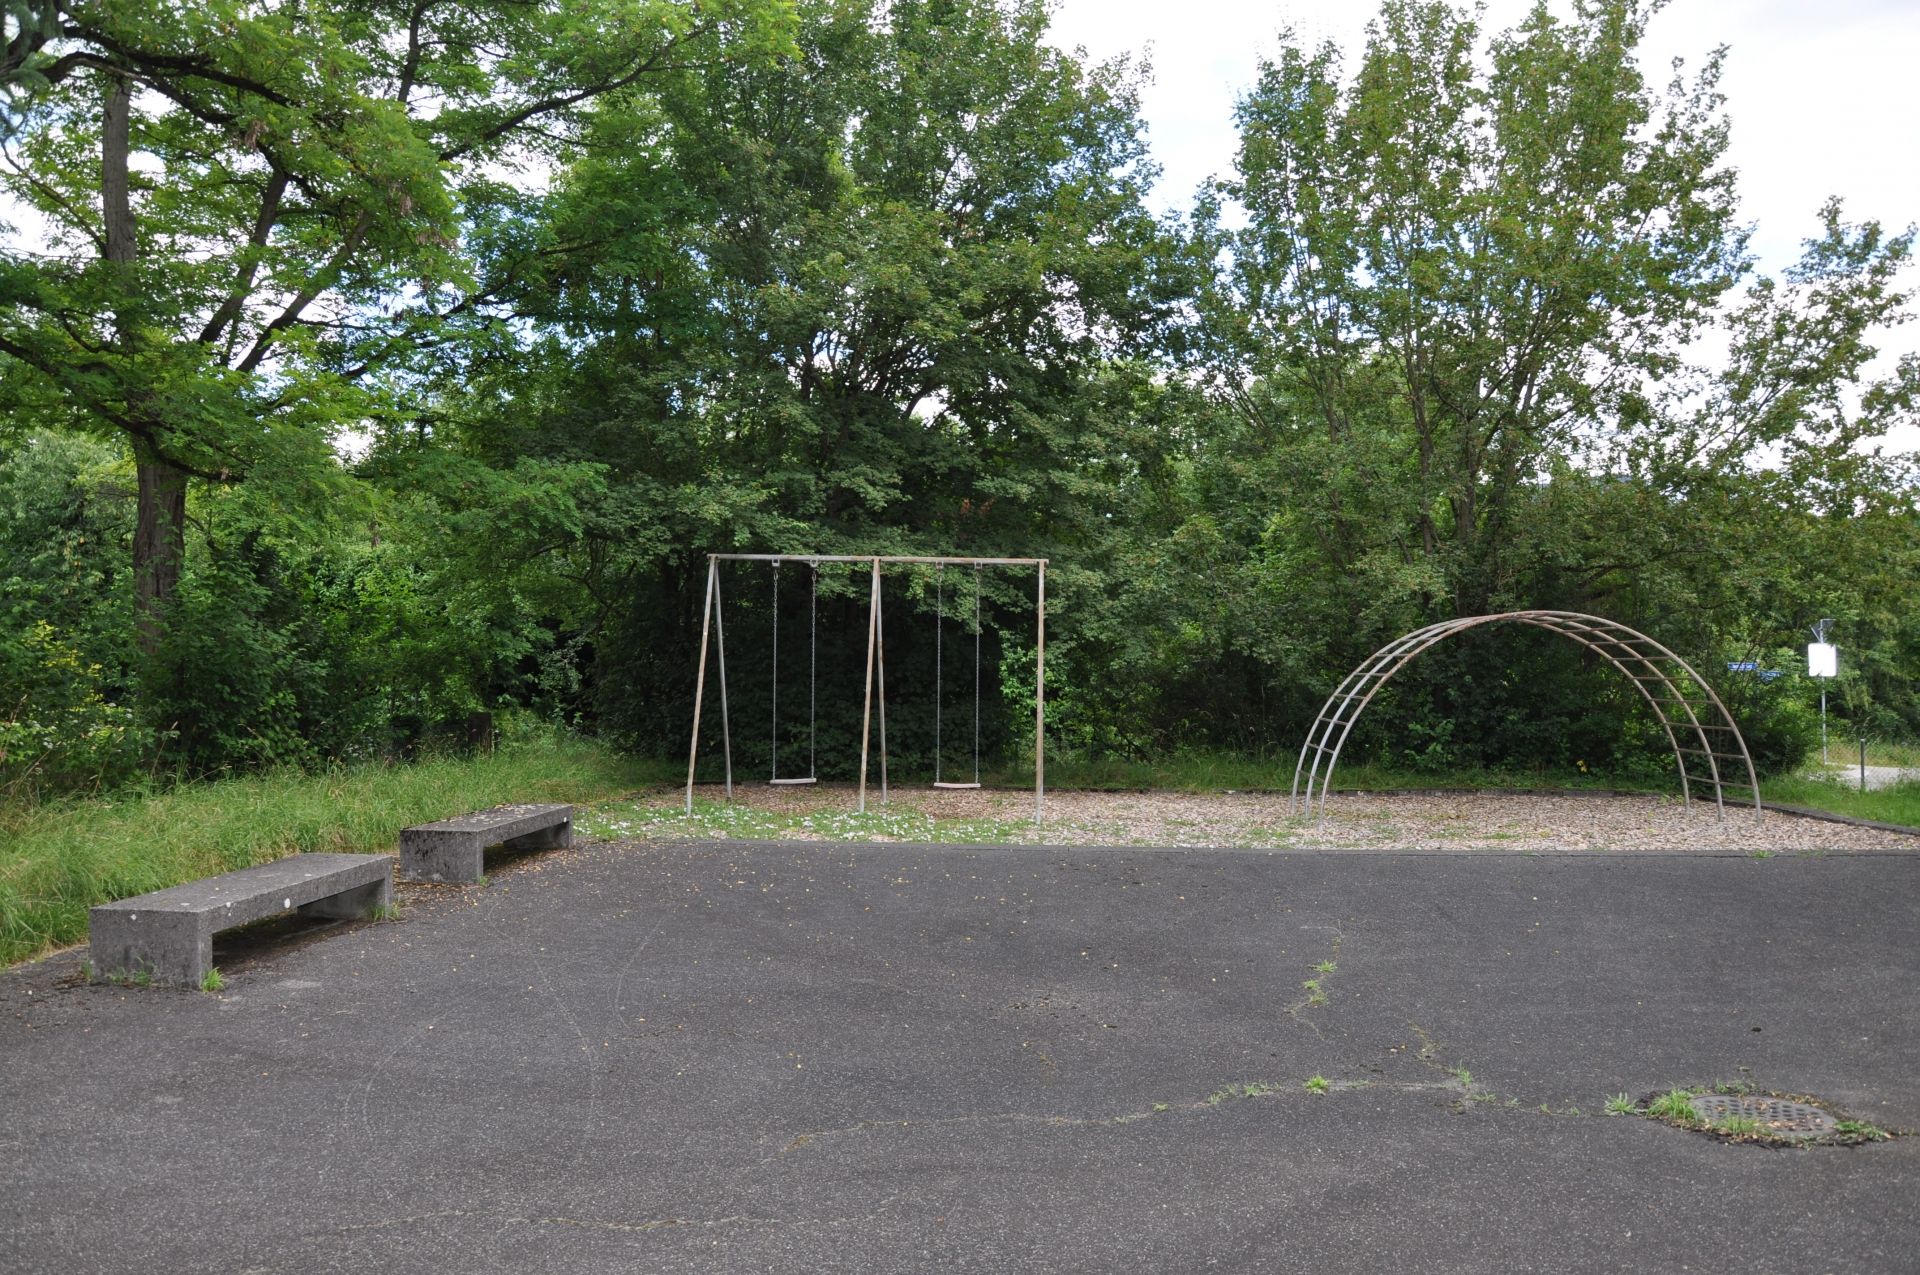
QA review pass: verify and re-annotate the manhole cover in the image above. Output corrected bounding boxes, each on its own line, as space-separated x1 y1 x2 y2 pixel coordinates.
1688 1094 1834 1137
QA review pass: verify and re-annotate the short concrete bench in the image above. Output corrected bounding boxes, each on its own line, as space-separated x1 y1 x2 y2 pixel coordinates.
89 853 393 987
399 803 572 884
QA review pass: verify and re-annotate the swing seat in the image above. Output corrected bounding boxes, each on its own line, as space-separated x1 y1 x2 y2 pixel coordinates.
769 777 818 786
931 781 982 790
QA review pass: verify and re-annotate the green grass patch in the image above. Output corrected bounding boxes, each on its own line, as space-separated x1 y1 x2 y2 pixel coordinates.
581 795 1041 847
0 738 664 967
1761 774 1920 828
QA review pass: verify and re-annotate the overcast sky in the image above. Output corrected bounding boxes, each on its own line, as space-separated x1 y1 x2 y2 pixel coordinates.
1046 0 1920 452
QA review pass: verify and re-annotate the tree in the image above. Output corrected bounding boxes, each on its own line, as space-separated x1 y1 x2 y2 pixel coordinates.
0 0 792 652
422 0 1189 754
1201 0 1746 615
1129 0 1919 766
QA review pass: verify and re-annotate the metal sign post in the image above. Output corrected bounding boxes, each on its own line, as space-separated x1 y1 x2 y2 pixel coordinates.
1809 619 1837 765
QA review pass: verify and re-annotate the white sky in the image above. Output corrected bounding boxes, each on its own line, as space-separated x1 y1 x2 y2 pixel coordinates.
1047 0 1920 453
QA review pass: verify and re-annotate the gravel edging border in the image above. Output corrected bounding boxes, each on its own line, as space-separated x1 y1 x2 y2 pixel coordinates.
1313 786 1920 839
1756 801 1920 837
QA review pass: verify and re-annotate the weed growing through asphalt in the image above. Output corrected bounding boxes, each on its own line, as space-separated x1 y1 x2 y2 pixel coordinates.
1711 1114 1768 1137
1646 1088 1701 1123
1313 960 1337 974
1605 1093 1638 1115
1629 1084 1902 1146
199 967 224 993
371 902 403 922
1448 1065 1472 1088
1305 1075 1330 1094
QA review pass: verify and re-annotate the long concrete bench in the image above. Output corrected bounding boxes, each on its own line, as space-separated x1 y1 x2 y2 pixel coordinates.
89 853 393 987
399 803 572 884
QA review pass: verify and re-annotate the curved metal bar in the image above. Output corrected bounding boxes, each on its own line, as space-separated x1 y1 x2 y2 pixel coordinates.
1521 614 1696 808
1291 611 1763 827
1291 621 1468 811
1541 620 1725 814
1589 620 1762 817
1308 617 1487 824
1297 616 1489 810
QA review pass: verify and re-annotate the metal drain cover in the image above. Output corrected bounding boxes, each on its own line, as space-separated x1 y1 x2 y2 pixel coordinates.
1688 1094 1835 1136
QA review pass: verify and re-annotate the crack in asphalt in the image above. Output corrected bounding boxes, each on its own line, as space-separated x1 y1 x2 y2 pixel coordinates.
318 1209 818 1237
770 1071 1532 1163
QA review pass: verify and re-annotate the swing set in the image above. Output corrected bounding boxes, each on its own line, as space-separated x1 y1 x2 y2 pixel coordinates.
684 553 1049 821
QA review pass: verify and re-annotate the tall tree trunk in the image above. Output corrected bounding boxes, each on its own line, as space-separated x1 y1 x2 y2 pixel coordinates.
103 73 187 654
133 443 187 651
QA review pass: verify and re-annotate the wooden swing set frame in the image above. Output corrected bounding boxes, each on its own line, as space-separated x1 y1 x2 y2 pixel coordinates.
684 554 1050 822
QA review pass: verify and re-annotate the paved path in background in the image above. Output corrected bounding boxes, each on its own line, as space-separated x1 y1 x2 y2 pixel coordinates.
3 838 1917 1273
1805 764 1920 792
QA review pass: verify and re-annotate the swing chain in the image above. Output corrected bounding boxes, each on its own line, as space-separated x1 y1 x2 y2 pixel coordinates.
809 561 816 780
770 559 779 781
974 564 982 785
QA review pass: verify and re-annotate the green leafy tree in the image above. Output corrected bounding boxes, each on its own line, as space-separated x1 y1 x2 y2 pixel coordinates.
0 0 793 653
422 0 1189 759
1201 0 1747 617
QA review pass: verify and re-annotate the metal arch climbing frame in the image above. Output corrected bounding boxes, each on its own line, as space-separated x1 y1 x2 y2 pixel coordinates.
1289 611 1763 826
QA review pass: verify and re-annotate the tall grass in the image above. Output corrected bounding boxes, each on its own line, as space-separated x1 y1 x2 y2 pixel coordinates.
1001 750 1920 827
1759 774 1920 828
0 739 668 966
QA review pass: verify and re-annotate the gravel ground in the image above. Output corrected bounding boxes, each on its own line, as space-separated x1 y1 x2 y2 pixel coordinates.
618 783 1920 853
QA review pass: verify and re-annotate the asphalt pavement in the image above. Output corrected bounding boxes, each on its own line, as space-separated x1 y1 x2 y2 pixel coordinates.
3 837 1916 1273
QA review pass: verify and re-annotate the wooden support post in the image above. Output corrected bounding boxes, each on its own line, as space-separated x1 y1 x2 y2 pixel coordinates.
685 557 717 816
877 559 889 806
714 560 733 801
1035 561 1046 824
858 558 879 813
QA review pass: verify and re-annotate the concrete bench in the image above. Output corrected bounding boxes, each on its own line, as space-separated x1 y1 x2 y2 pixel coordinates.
399 803 572 884
89 853 393 987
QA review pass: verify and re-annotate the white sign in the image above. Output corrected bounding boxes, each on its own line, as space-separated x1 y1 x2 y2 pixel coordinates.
1807 642 1838 678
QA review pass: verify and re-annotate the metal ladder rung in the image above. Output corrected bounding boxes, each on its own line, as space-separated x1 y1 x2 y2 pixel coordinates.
1676 747 1752 762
